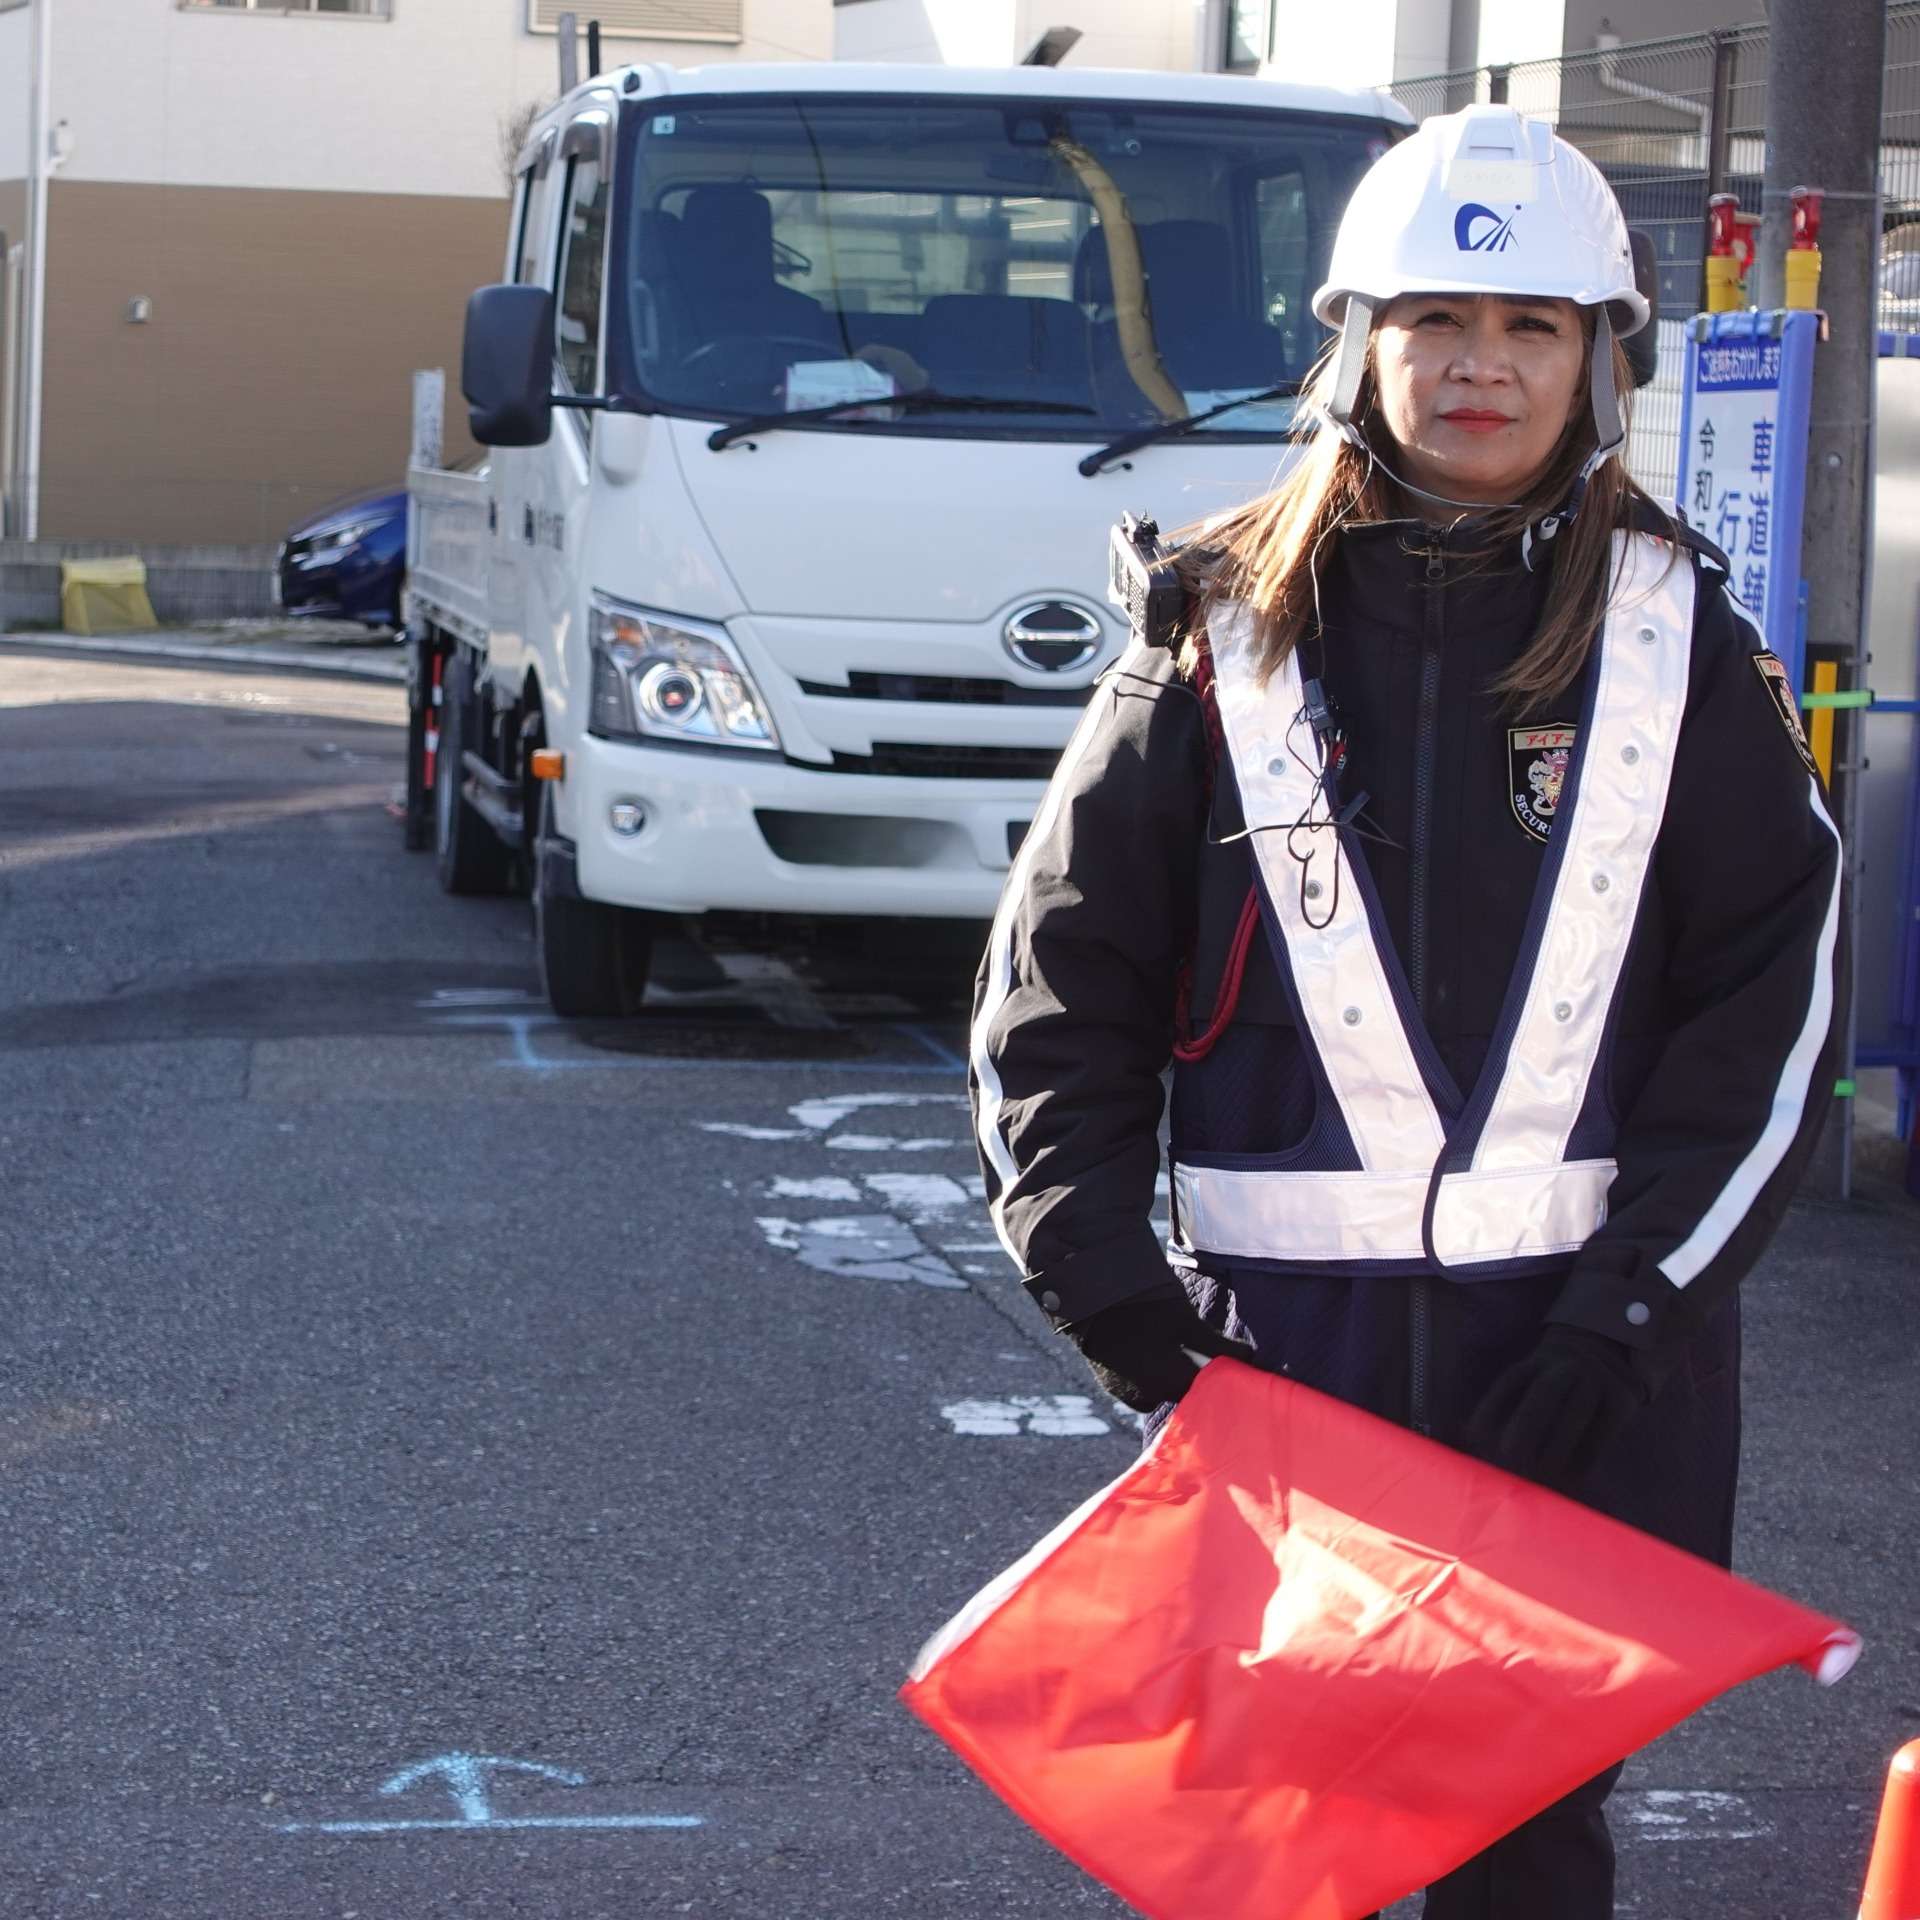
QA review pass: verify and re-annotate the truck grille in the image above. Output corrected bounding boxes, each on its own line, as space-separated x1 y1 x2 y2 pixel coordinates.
820 743 1062 781
798 671 1090 708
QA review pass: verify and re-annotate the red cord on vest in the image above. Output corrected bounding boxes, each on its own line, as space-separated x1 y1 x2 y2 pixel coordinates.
1173 885 1261 1062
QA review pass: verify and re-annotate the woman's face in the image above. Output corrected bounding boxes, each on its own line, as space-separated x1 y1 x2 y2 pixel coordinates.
1370 293 1587 507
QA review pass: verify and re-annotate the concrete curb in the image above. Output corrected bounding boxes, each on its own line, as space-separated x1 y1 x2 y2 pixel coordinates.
0 631 407 685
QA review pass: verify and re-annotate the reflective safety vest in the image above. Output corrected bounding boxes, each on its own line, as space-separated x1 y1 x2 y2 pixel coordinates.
1172 532 1695 1274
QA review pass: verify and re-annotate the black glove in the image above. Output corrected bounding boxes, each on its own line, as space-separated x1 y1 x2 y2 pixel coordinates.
1465 1325 1648 1487
1063 1284 1254 1413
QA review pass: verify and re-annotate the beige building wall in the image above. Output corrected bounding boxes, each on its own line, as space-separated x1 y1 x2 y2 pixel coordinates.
20 0 836 546
39 180 506 545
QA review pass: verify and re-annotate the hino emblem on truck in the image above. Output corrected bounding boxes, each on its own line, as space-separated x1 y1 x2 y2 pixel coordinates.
1003 601 1104 674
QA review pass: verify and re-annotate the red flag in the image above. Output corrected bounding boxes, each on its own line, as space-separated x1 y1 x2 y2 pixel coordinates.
902 1359 1857 1920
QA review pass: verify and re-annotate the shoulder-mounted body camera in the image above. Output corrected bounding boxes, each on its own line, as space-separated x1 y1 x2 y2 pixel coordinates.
1108 512 1190 652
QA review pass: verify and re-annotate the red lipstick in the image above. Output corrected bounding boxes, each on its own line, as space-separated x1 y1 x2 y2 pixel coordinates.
1438 409 1513 434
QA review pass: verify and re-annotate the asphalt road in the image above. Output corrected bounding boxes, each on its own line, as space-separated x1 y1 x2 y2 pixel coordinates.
1 646 1915 1920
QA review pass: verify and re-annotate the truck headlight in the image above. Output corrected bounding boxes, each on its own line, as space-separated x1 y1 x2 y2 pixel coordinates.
588 596 779 753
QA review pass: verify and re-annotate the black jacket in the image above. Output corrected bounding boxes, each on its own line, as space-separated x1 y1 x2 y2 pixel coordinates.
970 517 1846 1400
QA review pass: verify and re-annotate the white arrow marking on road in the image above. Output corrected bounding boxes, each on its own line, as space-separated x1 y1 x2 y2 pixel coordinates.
278 1751 704 1836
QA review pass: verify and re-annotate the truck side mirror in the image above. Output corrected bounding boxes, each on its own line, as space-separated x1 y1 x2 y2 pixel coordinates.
1623 229 1659 390
463 285 556 446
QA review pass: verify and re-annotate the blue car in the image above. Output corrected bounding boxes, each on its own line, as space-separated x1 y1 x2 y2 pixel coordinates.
277 484 407 630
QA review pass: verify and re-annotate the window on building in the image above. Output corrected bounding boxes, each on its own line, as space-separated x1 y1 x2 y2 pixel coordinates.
556 153 609 401
527 0 742 43
178 1 393 16
1224 0 1273 72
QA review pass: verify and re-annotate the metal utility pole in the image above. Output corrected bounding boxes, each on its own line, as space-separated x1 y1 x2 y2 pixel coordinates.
23 0 53 543
1752 0 1887 1197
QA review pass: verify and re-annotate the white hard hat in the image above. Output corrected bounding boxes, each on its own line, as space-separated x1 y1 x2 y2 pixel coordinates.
1314 104 1648 337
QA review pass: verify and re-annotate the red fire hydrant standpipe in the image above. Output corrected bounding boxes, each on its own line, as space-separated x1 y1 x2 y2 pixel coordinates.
1786 184 1825 310
1706 191 1746 311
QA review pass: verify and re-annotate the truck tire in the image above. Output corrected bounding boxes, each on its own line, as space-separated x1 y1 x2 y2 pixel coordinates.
401 631 434 852
434 650 514 896
534 783 654 1017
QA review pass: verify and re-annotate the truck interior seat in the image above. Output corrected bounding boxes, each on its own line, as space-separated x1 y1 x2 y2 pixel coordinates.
1075 220 1290 397
671 186 842 352
918 294 1091 401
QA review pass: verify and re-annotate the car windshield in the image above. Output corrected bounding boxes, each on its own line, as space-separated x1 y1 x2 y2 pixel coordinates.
614 93 1391 440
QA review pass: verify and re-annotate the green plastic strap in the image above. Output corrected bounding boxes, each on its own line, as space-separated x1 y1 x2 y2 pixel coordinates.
1800 690 1873 710
1834 1078 1857 1098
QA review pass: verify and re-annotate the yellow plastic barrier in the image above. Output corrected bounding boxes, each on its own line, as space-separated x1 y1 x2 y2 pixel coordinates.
60 556 158 634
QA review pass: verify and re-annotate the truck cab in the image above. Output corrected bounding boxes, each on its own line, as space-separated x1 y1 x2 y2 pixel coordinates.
406 60 1409 1014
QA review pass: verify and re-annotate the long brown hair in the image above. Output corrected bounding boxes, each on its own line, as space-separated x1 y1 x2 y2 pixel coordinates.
1183 312 1674 706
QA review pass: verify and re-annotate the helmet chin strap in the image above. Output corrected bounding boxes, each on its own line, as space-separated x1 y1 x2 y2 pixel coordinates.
1322 293 1629 556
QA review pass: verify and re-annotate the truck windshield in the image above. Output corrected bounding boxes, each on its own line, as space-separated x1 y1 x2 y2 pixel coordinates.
615 94 1390 441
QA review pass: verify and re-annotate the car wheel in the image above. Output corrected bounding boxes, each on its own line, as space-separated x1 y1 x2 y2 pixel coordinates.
434 651 515 895
533 782 654 1017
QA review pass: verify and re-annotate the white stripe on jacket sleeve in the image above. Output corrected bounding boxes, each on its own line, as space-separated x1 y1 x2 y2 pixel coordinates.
1659 768 1842 1288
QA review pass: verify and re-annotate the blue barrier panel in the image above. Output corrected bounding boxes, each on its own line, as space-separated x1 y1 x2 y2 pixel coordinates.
1676 310 1819 687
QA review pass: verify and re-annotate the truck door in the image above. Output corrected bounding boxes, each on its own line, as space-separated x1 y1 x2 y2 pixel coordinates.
532 105 614 750
489 127 561 688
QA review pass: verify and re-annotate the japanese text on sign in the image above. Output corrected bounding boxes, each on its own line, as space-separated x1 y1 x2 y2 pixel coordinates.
1688 376 1781 628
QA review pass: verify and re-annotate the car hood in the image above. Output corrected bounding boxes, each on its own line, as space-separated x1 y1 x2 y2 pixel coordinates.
286 485 406 543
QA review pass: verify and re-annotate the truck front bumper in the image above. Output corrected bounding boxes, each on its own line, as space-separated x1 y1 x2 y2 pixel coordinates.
568 734 1044 919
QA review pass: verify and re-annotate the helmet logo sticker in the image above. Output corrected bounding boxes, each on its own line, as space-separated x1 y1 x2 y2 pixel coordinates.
1455 203 1520 253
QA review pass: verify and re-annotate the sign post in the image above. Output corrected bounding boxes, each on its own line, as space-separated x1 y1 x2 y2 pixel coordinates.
410 367 445 474
1675 309 1820 686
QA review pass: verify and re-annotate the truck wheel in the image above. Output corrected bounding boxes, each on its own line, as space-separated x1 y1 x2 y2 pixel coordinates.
534 784 654 1017
434 650 514 895
401 632 435 852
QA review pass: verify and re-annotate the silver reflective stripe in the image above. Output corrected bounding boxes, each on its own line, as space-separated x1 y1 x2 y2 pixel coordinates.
1659 595 1845 1288
1208 602 1447 1174
1472 534 1694 1173
1174 1163 1435 1262
1429 1158 1618 1264
1174 1158 1617 1265
1184 534 1691 1270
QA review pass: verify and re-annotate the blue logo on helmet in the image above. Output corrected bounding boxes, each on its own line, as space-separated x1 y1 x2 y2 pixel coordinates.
1455 203 1518 252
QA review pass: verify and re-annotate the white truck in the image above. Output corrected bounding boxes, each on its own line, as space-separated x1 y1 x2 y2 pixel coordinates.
404 56 1410 1014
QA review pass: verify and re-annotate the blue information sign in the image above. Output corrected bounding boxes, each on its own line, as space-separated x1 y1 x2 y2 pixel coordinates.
1674 310 1819 686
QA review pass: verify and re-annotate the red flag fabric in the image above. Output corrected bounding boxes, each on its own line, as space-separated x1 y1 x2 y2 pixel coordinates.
902 1358 1857 1920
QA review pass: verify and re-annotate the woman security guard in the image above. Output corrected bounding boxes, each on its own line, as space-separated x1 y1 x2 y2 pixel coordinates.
968 105 1845 1916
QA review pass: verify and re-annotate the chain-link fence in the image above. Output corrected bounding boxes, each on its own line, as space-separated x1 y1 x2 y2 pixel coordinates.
1389 7 1920 498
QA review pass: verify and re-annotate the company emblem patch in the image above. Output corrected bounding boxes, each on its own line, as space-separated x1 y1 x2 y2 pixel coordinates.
1455 202 1519 253
1750 651 1820 777
1509 724 1577 842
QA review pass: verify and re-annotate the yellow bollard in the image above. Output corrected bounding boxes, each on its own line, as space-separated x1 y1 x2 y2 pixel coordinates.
1808 661 1838 784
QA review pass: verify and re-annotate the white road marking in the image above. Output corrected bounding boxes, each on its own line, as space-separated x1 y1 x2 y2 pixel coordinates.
789 1090 969 1131
768 1176 863 1202
1616 1790 1771 1843
863 1172 973 1219
711 951 836 1030
827 1134 960 1152
699 1122 809 1141
939 1395 1112 1437
754 1215 966 1290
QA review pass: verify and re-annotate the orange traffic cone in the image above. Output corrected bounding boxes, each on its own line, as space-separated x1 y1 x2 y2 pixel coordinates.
1860 1740 1920 1920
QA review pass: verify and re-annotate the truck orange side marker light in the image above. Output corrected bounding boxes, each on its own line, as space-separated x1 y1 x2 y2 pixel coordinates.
530 749 565 781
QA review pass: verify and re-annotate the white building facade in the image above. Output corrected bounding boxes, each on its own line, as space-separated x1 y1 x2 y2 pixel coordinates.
0 0 834 542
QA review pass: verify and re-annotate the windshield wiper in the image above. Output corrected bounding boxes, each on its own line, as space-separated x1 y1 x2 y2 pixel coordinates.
708 391 1096 453
1077 382 1306 478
